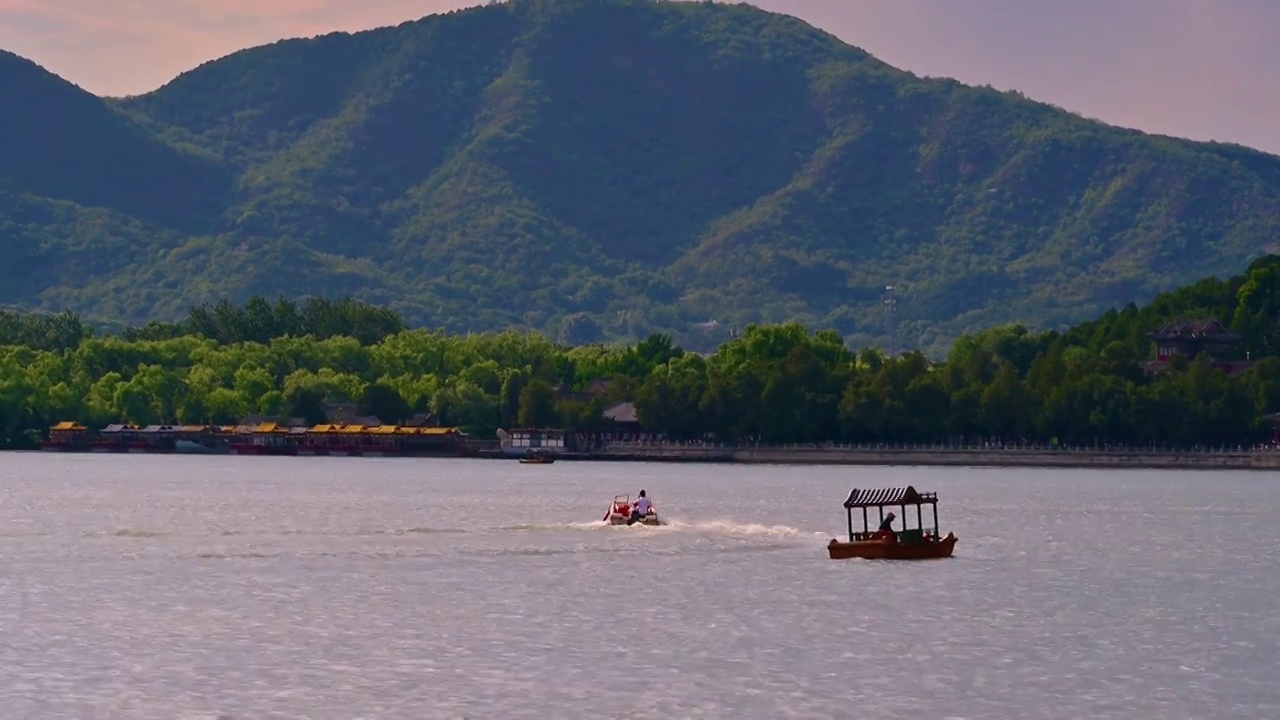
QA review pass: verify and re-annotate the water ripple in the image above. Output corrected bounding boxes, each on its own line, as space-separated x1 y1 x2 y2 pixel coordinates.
0 456 1277 719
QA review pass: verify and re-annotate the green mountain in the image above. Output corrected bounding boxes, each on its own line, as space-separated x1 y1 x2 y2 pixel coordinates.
4 0 1280 355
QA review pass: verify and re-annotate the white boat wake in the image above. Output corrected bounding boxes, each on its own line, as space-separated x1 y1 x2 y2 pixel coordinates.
501 518 820 539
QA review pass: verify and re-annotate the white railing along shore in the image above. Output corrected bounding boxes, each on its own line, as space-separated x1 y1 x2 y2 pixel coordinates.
593 439 1280 455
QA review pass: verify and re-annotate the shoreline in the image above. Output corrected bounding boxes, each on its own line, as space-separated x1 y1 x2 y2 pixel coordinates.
18 444 1280 470
543 446 1280 470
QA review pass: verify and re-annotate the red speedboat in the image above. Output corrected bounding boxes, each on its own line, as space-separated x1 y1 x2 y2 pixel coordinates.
603 494 662 526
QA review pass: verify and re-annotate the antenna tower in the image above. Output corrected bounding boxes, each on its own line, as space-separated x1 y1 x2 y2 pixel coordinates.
882 284 897 357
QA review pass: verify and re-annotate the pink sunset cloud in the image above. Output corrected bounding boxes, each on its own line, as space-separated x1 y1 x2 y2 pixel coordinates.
2 0 1278 153
0 0 476 95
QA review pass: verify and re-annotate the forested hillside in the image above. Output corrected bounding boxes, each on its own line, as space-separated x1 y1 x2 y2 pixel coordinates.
4 0 1280 355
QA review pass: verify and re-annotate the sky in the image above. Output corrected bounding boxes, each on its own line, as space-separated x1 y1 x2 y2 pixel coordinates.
2 0 1278 154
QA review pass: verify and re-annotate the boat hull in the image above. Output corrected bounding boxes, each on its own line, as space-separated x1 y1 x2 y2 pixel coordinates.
606 512 661 526
174 439 228 455
40 440 129 453
827 532 957 560
228 444 297 456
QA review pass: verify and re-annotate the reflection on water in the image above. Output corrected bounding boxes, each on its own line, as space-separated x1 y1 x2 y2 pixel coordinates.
1 454 1278 719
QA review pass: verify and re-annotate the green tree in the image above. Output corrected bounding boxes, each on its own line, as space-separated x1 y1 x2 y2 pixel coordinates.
518 379 558 428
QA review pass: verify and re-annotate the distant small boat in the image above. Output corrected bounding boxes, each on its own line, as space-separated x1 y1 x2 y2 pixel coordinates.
827 485 957 560
519 450 555 464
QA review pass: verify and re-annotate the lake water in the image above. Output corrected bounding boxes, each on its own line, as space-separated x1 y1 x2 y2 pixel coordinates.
1 454 1277 719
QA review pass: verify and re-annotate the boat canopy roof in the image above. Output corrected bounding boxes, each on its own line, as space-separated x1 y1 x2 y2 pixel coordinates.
843 486 936 508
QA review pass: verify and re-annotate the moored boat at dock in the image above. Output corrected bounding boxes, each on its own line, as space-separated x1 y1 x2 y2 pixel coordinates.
39 422 128 452
39 420 476 458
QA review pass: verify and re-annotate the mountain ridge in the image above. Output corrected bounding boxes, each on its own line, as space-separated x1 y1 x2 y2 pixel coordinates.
3 0 1280 355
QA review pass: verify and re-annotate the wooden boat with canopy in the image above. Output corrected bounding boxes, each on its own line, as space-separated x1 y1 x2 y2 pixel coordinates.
827 485 957 560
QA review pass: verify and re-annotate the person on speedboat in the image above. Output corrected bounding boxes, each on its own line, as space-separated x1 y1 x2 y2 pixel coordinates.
628 490 652 525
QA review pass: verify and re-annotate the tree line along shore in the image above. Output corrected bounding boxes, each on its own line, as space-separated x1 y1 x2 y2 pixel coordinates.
5 257 1280 456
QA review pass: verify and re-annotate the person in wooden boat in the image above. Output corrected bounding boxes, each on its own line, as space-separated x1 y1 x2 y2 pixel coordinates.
876 512 897 539
628 490 652 526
